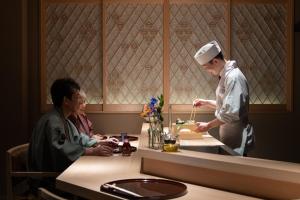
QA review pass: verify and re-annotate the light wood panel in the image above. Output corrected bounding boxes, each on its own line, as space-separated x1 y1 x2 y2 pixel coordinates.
40 0 293 113
142 158 300 199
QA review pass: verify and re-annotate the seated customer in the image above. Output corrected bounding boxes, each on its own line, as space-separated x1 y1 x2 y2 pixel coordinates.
28 78 114 175
68 90 95 137
68 90 118 147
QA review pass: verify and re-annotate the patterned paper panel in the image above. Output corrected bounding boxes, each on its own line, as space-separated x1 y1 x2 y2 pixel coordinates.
169 2 227 104
105 3 163 104
45 3 102 104
231 3 287 104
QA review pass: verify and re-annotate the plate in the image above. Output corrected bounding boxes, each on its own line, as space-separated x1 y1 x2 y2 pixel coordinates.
113 145 137 154
100 178 187 199
110 135 138 141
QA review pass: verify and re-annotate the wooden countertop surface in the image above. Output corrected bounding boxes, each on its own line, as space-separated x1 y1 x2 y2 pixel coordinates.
56 155 261 200
56 123 300 199
56 123 261 199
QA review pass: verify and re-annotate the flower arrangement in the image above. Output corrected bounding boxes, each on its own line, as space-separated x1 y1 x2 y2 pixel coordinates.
140 94 164 122
140 94 164 149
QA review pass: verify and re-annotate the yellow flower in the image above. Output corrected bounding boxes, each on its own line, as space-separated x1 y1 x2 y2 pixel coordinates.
140 104 151 117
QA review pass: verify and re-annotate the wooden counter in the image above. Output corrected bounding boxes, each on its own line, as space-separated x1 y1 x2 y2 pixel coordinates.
139 124 300 199
56 123 300 199
56 155 259 200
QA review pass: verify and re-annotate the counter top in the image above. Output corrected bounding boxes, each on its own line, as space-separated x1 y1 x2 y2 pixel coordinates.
56 123 260 199
56 123 300 199
56 154 259 200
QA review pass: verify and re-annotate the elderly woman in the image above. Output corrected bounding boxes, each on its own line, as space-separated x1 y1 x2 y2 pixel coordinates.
68 90 118 147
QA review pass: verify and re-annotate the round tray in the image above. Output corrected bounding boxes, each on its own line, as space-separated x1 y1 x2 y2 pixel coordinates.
110 135 138 141
100 178 187 199
113 146 137 154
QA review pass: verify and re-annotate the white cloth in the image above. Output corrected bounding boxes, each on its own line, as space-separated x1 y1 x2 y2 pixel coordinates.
234 123 254 155
215 60 254 155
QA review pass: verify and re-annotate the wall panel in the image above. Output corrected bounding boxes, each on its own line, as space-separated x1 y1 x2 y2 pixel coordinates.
41 0 103 110
169 1 228 104
104 1 163 105
40 0 292 112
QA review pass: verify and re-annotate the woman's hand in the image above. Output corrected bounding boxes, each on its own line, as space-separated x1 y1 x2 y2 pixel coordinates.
99 137 119 148
92 134 105 141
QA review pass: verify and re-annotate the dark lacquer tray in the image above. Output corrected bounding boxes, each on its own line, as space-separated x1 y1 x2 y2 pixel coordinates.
113 145 137 154
110 135 139 141
100 178 187 199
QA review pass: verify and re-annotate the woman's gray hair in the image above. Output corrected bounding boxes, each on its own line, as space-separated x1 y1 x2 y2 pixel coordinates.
79 90 87 99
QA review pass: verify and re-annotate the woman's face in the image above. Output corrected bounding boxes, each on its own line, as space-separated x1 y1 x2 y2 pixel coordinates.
78 97 87 114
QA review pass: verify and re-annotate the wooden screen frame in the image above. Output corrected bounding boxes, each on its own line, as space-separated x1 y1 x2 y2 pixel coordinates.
40 0 293 113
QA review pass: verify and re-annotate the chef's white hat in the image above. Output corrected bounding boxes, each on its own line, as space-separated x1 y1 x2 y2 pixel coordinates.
194 40 221 65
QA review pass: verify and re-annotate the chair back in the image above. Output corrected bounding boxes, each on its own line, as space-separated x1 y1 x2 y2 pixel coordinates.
7 143 28 172
6 143 59 200
38 187 68 200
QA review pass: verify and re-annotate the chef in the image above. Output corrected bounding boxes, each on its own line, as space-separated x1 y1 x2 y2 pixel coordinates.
193 40 254 156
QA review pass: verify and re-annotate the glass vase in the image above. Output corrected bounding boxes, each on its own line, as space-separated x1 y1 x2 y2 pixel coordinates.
148 119 163 150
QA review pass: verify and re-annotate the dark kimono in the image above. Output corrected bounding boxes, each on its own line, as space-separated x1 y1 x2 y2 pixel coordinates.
28 108 85 172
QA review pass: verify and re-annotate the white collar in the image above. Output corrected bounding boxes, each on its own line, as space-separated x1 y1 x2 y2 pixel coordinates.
219 60 237 77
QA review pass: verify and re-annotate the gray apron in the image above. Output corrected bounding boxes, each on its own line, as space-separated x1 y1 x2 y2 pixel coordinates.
220 122 254 155
215 61 254 155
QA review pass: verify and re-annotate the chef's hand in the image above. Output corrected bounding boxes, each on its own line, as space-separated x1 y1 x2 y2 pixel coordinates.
194 122 210 132
193 98 206 107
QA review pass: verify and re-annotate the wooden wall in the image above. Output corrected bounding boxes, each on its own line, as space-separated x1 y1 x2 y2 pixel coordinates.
0 0 299 199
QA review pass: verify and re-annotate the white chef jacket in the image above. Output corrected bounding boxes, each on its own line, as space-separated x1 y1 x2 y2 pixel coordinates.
215 60 254 155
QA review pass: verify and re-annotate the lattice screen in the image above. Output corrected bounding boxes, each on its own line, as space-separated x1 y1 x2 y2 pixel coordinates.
231 2 287 104
41 0 291 111
169 2 227 104
45 2 102 104
105 2 163 104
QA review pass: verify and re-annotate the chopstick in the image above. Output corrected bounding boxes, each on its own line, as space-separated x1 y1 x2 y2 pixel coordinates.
190 97 198 122
103 183 143 198
189 106 196 122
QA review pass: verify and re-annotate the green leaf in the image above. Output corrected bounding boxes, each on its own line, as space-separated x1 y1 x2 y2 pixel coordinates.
158 94 164 108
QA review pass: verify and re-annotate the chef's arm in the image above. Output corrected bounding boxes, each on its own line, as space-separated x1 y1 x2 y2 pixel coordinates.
196 118 225 132
207 118 225 129
205 100 217 109
193 99 216 109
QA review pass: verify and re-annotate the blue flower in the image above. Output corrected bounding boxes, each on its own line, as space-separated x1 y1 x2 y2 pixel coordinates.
150 97 158 106
140 95 164 121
